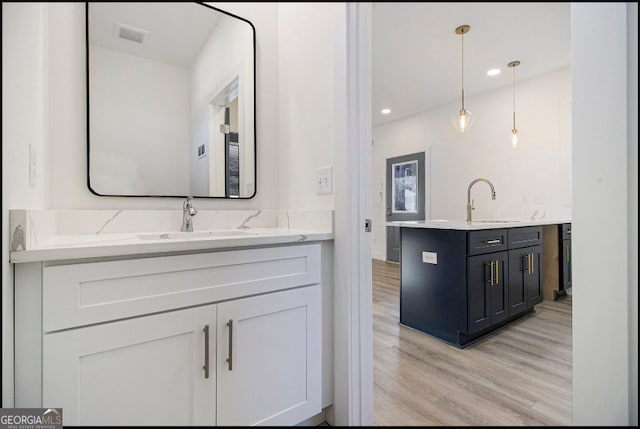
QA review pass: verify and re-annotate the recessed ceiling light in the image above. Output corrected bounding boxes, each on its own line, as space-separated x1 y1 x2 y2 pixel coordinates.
487 68 501 76
381 108 391 115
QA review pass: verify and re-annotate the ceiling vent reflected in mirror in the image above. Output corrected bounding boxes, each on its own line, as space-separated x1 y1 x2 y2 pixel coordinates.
114 22 148 44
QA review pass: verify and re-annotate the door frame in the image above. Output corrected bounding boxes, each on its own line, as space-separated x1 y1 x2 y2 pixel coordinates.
332 2 373 426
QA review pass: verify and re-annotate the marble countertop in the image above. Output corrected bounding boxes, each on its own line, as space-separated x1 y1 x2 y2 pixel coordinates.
9 209 335 264
387 218 571 230
9 227 334 264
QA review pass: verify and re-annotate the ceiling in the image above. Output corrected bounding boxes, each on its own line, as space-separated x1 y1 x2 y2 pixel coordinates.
88 3 222 68
372 2 571 127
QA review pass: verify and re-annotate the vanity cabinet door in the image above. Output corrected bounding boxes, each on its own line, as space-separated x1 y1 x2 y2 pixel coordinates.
467 251 508 335
216 285 321 426
43 305 216 427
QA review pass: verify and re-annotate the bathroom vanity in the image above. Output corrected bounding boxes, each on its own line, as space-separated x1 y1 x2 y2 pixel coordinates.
10 209 334 426
389 219 570 348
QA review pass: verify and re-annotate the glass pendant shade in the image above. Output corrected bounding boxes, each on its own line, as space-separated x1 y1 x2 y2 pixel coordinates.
452 25 473 133
452 108 474 133
511 129 518 148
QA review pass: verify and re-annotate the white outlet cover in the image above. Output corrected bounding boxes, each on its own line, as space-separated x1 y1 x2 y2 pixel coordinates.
316 165 333 195
422 251 437 264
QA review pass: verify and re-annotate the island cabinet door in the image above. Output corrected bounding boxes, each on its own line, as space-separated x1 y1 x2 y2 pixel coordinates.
216 285 321 426
467 251 508 334
43 304 217 427
508 249 529 317
525 245 544 308
508 245 543 314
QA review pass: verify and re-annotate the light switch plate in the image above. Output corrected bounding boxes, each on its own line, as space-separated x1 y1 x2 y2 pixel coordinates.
316 165 333 195
422 251 437 264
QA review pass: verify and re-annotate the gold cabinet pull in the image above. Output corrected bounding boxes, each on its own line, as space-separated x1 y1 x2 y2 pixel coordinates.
203 324 210 379
484 239 501 244
525 253 531 275
495 260 499 285
488 261 495 285
226 319 233 371
530 253 535 274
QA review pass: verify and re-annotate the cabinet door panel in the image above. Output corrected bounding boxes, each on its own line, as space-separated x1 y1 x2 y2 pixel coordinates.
490 252 509 326
508 250 528 317
526 245 543 307
562 239 572 290
217 285 321 426
43 305 216 426
468 251 508 335
467 255 491 334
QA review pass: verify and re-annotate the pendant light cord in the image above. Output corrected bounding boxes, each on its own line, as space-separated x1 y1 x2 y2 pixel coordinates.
512 64 516 129
461 31 465 110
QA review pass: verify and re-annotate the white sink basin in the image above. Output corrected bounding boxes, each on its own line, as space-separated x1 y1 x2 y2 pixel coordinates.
138 230 258 240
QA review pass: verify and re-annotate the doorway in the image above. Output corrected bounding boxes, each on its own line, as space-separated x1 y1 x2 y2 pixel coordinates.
385 152 425 262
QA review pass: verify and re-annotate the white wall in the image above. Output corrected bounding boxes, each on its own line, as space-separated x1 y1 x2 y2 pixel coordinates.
372 68 571 260
2 2 50 407
277 3 342 211
89 46 190 196
572 3 637 425
627 6 638 424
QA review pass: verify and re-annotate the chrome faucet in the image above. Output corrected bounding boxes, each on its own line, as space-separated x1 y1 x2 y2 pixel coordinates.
466 178 496 222
181 196 198 232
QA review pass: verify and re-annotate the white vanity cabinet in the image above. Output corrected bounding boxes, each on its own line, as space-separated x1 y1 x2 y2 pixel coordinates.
15 243 323 426
43 304 218 426
216 285 320 426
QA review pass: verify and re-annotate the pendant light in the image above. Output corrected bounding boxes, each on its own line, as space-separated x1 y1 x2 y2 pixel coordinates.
508 60 520 148
452 25 473 133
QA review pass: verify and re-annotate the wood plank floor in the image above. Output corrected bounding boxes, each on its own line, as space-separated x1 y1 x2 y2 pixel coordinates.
372 259 572 426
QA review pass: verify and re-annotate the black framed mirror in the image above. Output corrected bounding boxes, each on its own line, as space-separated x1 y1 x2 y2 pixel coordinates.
86 2 256 198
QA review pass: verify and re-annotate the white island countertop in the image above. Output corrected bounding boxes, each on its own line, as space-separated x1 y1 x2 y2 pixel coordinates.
388 218 571 230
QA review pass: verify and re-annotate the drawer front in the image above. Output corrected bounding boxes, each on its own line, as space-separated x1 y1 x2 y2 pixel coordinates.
43 243 321 332
562 223 572 240
468 229 508 255
508 226 543 249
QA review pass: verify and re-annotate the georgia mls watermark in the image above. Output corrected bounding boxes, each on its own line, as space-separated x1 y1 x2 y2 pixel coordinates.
0 408 62 429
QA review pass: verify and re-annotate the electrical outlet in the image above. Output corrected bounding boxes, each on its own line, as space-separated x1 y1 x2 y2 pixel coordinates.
422 251 437 264
316 165 333 195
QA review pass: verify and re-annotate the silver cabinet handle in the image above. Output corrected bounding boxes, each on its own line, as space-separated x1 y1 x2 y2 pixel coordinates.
226 319 233 371
484 239 501 244
203 324 210 379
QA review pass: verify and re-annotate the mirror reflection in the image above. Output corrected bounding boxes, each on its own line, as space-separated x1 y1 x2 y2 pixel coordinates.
87 2 256 198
